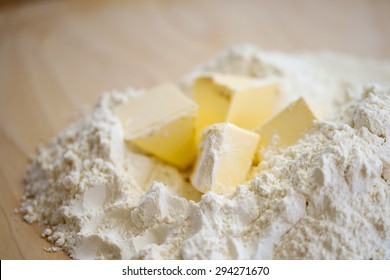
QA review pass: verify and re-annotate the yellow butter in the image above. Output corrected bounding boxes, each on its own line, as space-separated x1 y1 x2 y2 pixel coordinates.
191 122 259 194
115 83 197 169
192 74 279 140
256 97 316 154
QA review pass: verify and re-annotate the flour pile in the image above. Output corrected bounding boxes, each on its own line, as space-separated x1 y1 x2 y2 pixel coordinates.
20 45 390 259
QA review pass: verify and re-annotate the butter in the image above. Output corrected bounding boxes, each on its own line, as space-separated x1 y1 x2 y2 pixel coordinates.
115 83 197 169
191 122 259 194
256 97 316 153
192 74 279 140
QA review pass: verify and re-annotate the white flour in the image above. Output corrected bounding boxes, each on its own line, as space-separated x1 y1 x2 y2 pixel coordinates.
20 45 390 259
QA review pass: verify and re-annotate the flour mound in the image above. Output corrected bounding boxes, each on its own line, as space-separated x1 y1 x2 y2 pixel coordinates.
21 45 390 259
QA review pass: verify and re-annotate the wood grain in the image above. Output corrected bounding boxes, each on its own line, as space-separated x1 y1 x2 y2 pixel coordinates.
0 0 389 259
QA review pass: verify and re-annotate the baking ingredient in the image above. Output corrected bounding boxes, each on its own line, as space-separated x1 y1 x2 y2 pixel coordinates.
255 97 316 161
115 83 197 169
20 45 390 259
192 74 279 139
191 122 259 194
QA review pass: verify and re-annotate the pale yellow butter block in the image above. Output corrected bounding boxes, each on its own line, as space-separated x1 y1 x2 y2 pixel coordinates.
192 74 279 140
115 83 198 169
191 122 259 194
256 97 316 152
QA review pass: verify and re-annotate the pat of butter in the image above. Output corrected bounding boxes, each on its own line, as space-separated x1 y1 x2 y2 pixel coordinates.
191 122 259 194
115 83 198 169
256 97 316 153
192 74 279 140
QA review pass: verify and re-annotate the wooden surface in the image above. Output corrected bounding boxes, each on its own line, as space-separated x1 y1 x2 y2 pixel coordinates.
0 0 389 260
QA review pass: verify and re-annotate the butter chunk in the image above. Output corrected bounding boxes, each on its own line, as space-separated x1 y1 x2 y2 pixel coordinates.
115 83 197 169
191 122 259 194
256 97 316 152
192 74 279 139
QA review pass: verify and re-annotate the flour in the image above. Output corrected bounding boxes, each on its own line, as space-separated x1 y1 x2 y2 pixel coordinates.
20 45 390 259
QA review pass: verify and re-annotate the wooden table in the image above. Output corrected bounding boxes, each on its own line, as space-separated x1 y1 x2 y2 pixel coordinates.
1 0 389 259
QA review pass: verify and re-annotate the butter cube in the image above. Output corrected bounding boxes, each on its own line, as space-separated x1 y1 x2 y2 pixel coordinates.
115 84 197 169
191 122 259 194
192 74 279 139
256 97 316 152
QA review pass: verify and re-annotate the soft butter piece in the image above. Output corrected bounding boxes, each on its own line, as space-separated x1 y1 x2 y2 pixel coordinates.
115 83 197 169
192 74 279 139
191 122 259 194
256 97 316 154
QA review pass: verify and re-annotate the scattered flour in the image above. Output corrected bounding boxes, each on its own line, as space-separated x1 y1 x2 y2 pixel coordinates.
20 45 390 259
